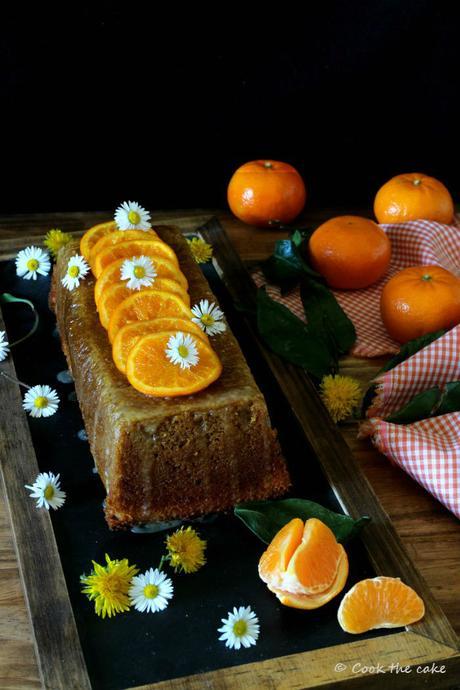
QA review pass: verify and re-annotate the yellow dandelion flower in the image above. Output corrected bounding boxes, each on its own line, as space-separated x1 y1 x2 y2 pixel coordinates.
165 526 207 574
80 554 139 618
187 237 213 264
44 229 71 259
320 374 362 423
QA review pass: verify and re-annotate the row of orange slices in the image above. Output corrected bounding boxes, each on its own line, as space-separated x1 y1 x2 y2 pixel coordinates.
79 221 222 397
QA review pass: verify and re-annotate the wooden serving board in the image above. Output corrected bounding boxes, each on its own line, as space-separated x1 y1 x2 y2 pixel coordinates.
0 210 459 690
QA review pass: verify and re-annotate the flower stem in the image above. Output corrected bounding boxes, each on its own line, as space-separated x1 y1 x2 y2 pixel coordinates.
158 554 168 571
0 369 30 389
0 293 40 347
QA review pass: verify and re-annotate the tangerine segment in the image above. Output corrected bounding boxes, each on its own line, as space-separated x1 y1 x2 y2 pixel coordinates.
259 519 304 589
93 240 181 278
80 221 117 260
95 257 187 305
89 229 160 268
338 577 425 634
126 331 222 397
98 281 190 330
268 551 349 610
285 518 345 595
112 318 208 374
108 289 193 343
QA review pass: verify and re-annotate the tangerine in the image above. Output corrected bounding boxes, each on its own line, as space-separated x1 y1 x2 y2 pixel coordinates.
380 265 460 343
258 518 348 610
309 216 391 289
374 173 454 225
227 160 306 227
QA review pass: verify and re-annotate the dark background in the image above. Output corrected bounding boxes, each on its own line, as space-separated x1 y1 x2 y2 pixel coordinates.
1 2 459 214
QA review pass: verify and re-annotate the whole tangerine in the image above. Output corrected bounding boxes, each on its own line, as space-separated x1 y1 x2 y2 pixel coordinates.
380 265 460 343
374 172 454 225
308 215 391 290
227 159 306 227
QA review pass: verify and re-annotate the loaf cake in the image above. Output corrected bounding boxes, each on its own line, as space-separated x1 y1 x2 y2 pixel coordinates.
51 225 290 528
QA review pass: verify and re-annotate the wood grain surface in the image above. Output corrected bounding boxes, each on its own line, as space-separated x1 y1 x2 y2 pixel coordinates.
0 209 459 690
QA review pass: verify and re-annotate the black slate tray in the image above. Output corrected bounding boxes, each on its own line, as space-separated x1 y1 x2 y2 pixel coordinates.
0 256 396 690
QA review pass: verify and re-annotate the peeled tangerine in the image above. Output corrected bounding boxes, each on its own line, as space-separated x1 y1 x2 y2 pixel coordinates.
258 518 348 609
338 576 425 634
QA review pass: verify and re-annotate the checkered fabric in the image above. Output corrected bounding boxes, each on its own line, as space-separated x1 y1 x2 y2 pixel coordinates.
365 413 460 518
361 326 460 518
253 216 460 357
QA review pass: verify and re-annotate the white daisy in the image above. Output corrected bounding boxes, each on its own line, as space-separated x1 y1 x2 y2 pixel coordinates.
0 331 9 361
15 246 51 280
114 200 151 231
129 568 174 613
25 471 66 510
61 254 90 291
191 299 226 336
165 332 199 370
22 385 59 418
120 255 157 290
218 606 260 650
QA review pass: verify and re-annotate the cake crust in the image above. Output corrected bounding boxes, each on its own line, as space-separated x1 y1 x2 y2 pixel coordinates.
52 225 290 528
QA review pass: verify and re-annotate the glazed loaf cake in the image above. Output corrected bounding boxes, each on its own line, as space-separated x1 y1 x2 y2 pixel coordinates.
52 226 290 528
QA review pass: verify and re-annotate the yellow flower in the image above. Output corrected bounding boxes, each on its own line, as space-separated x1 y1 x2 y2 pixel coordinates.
187 237 213 264
165 526 207 574
320 374 361 423
44 229 71 259
81 554 139 618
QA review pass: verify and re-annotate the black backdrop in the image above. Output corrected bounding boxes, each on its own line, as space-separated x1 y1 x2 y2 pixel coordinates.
1 2 459 214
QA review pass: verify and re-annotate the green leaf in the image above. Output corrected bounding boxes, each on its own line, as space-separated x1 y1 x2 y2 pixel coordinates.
379 330 445 375
361 384 377 418
234 498 370 545
385 387 441 424
300 278 356 361
260 236 319 293
290 227 315 247
435 381 460 416
256 288 333 379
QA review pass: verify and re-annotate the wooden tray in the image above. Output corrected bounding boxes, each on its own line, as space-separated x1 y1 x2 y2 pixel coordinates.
0 216 459 689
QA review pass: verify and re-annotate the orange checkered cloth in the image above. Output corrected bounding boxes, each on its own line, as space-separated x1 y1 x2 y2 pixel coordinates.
253 217 460 357
360 326 460 519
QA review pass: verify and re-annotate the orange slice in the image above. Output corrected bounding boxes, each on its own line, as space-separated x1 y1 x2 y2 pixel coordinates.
108 289 193 343
126 331 222 396
98 281 190 330
80 221 116 260
259 518 305 587
89 229 160 268
258 517 348 609
112 318 208 373
94 257 187 305
93 240 180 278
285 518 345 595
337 577 425 634
268 552 349 610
